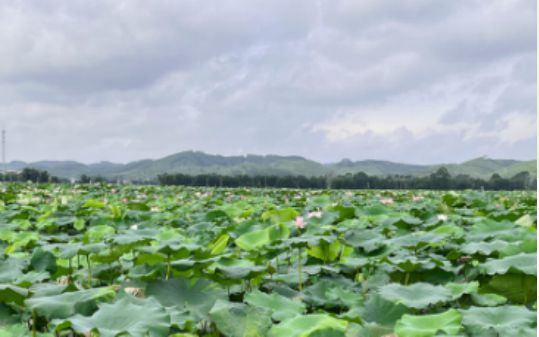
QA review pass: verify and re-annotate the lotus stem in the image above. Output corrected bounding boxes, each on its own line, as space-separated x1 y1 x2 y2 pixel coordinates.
297 248 303 291
166 254 171 280
86 254 92 287
32 309 37 337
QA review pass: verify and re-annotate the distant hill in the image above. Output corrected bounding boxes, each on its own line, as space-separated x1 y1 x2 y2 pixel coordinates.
4 151 536 181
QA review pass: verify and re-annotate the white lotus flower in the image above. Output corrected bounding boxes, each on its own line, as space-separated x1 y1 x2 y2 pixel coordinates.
437 214 448 222
380 197 394 205
307 210 323 219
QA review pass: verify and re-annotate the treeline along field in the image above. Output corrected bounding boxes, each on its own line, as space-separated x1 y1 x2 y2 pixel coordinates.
2 166 535 190
158 167 535 190
0 183 536 336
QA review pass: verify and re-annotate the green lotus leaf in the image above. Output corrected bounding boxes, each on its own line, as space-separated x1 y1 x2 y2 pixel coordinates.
83 224 115 243
470 293 507 307
29 283 69 297
0 284 30 305
30 248 57 274
460 240 508 255
146 278 226 321
261 208 299 223
445 281 479 299
461 305 536 336
210 258 267 280
385 254 436 272
429 224 464 238
498 238 537 257
480 253 536 275
82 199 106 209
244 289 305 321
111 229 156 246
395 309 462 337
469 220 521 241
309 329 345 337
268 314 348 337
209 300 272 337
0 324 54 337
0 303 18 325
54 296 170 337
388 232 447 249
0 258 25 283
352 294 410 327
331 204 356 222
304 278 360 309
4 231 39 254
307 239 341 263
515 214 535 228
379 283 452 309
342 229 385 253
26 287 116 319
215 265 267 280
209 233 229 255
481 273 536 304
384 215 423 230
235 223 289 251
343 322 393 337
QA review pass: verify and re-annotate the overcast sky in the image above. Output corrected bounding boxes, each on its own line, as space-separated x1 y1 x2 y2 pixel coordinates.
0 0 536 164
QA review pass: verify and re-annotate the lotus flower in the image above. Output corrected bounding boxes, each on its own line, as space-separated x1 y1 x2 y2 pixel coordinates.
380 197 394 205
295 216 305 229
307 210 323 219
412 195 424 202
437 214 448 222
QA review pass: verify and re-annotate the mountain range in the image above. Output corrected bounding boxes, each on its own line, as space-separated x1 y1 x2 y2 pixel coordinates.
4 151 536 181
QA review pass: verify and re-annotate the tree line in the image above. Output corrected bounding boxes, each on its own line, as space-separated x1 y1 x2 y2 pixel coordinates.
0 168 62 183
157 167 536 190
1 167 535 190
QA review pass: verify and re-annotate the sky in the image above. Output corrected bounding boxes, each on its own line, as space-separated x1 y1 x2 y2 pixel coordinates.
0 0 536 164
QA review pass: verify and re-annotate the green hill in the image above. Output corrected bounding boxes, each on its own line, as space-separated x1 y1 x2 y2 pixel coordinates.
5 151 536 181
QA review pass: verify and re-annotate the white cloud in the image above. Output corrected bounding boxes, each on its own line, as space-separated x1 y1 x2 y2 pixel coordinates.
0 0 535 164
498 112 537 143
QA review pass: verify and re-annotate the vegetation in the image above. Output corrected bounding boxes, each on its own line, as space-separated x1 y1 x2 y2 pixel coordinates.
158 167 536 190
4 151 536 181
0 183 536 336
0 168 61 183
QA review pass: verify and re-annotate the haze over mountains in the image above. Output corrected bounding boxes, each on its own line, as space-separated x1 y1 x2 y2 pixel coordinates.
5 151 536 181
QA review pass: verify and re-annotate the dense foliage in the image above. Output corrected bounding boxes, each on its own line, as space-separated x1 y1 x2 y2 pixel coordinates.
0 183 536 337
158 168 536 190
0 168 62 183
4 151 536 181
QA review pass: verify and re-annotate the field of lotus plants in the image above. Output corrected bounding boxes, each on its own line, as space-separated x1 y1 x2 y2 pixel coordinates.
0 183 536 337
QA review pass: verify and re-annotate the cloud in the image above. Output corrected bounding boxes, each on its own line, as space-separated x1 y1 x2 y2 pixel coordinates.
0 0 535 164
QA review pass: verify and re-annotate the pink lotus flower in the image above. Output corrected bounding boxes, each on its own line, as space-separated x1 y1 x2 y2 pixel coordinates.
295 216 305 229
307 210 323 219
412 195 424 202
380 197 394 205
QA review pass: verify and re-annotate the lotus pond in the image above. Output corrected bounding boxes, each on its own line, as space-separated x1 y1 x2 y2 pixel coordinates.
0 183 536 337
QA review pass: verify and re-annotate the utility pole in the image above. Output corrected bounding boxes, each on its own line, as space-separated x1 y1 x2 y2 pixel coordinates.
1 129 5 173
